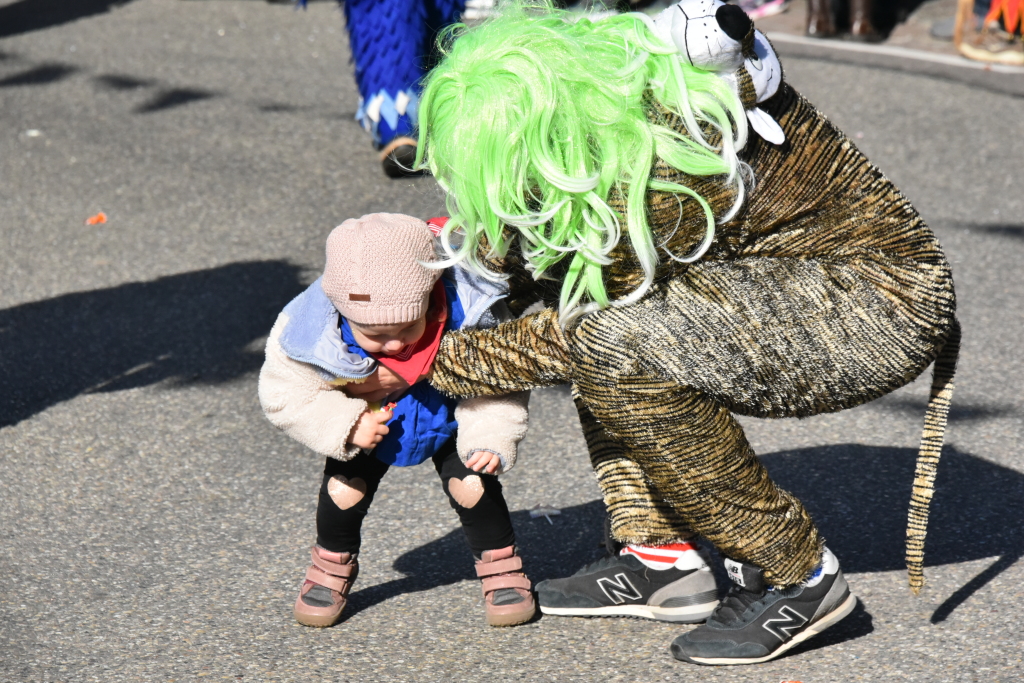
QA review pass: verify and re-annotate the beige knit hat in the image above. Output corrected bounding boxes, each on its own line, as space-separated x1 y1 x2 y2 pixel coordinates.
321 213 442 326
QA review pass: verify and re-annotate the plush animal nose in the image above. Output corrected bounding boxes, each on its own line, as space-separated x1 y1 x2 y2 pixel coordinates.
715 3 753 41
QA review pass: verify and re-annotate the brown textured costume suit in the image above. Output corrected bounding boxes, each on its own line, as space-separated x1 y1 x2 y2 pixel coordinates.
426 80 958 592
413 6 958 594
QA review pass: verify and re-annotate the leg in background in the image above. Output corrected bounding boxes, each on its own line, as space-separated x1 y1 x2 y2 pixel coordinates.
805 0 836 37
340 0 465 176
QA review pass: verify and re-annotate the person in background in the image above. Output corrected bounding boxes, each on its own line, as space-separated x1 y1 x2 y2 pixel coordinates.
955 0 1024 64
805 0 878 39
931 0 989 40
735 0 790 22
299 0 466 177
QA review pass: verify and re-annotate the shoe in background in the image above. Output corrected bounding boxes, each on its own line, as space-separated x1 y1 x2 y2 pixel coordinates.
955 0 1024 63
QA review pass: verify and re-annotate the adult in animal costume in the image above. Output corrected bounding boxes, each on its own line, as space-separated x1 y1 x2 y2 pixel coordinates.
349 0 959 664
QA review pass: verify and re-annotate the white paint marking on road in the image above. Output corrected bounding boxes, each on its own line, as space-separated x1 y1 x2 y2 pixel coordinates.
767 32 1024 75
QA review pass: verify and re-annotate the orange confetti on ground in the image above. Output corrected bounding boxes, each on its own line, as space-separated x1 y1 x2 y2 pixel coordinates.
85 212 107 225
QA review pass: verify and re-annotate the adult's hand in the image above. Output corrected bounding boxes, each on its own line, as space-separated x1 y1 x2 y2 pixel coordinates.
344 364 411 402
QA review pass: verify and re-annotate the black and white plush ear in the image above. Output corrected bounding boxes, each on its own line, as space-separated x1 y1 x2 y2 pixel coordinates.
743 31 784 144
651 0 786 145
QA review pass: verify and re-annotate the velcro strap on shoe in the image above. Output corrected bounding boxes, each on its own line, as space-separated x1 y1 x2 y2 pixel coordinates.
311 550 356 578
305 564 350 594
475 556 522 577
481 574 531 594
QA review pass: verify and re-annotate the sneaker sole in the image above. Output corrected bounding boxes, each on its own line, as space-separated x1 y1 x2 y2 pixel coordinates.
540 599 719 623
683 593 857 665
487 603 537 627
293 606 344 628
957 41 1024 65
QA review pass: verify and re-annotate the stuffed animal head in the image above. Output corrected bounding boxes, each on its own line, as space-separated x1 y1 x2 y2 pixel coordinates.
652 0 748 72
651 0 785 143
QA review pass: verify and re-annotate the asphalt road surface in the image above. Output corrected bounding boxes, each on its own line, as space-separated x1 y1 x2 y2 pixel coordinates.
1 1 1022 681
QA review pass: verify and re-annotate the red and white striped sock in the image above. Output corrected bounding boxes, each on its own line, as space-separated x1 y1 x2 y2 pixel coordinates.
620 541 709 571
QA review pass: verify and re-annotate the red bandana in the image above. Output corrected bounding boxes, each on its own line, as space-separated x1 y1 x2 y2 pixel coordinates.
372 280 447 386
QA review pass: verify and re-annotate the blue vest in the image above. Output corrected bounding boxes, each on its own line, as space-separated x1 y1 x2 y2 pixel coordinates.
278 265 509 468
340 277 466 467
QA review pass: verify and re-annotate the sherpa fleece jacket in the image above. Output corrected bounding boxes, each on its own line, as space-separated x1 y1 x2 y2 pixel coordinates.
258 265 530 473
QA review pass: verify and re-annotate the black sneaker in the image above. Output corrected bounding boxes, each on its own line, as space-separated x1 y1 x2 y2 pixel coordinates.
379 137 423 179
536 551 718 623
670 548 856 665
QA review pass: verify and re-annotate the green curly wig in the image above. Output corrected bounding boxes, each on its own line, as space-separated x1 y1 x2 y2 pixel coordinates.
417 1 747 323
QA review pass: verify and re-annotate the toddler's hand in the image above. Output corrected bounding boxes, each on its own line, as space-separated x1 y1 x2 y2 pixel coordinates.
348 408 392 449
466 450 502 475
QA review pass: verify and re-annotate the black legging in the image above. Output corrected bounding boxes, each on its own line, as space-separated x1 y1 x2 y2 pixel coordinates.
316 436 515 557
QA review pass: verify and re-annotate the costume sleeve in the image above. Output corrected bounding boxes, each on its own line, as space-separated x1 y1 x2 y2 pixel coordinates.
454 391 530 473
478 240 548 317
258 311 366 461
430 307 572 398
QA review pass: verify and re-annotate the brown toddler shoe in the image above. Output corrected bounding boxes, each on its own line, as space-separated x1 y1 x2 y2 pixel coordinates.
475 546 536 627
293 546 359 627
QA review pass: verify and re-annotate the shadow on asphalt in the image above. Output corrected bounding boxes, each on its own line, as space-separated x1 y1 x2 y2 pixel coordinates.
949 222 1024 241
0 53 224 114
343 499 610 621
0 62 77 87
0 260 305 428
94 73 155 91
0 48 344 117
874 394 1017 422
135 86 218 114
763 443 1024 624
0 0 135 40
345 443 1023 629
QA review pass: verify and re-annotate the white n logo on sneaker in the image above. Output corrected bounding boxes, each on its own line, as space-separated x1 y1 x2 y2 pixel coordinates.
596 573 642 604
762 605 808 641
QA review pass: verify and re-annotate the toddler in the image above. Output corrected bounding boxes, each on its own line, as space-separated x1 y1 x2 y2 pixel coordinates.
259 213 534 628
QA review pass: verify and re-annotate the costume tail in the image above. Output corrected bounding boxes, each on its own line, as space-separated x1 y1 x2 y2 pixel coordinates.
906 318 961 594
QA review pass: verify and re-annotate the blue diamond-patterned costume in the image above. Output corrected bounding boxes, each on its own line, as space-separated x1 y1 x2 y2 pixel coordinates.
339 0 465 148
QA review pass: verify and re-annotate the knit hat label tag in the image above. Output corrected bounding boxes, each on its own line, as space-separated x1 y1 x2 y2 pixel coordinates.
349 294 371 302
